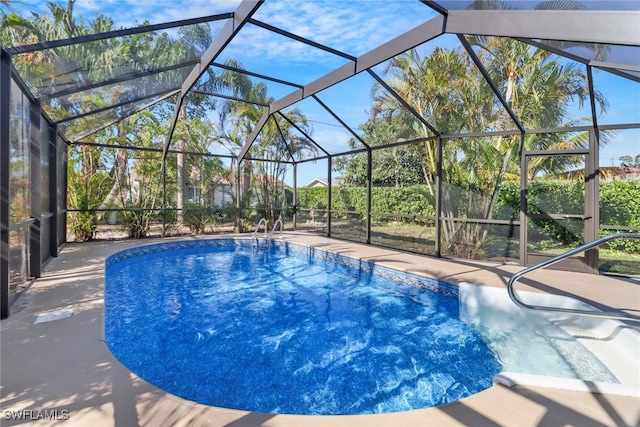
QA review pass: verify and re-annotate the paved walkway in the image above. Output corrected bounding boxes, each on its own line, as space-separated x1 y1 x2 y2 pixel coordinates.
1 234 638 426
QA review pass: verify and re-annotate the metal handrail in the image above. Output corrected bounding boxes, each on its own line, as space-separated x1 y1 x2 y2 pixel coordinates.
508 233 640 321
269 218 283 240
8 218 36 231
251 218 268 244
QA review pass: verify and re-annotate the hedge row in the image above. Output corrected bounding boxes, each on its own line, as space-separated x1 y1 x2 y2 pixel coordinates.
297 180 640 229
297 185 436 218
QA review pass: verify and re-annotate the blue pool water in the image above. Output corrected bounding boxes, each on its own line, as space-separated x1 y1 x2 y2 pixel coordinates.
105 239 500 415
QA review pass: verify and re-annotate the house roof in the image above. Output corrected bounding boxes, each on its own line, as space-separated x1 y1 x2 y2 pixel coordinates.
305 178 328 187
305 178 344 187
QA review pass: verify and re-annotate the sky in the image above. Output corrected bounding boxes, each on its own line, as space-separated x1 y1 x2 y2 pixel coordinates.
3 0 639 186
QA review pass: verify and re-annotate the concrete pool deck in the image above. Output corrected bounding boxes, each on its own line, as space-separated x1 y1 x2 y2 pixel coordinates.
1 233 639 426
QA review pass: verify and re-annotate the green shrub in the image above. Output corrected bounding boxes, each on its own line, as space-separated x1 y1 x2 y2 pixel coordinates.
183 205 207 235
297 185 435 220
67 171 111 241
120 209 152 238
68 211 97 242
298 180 639 246
296 187 328 209
599 180 640 252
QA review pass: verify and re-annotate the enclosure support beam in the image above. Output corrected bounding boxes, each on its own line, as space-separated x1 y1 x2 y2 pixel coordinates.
519 134 528 268
41 61 196 102
327 157 332 238
367 69 440 137
587 66 599 135
0 50 11 318
276 112 330 157
48 124 59 257
585 129 599 274
75 89 179 143
586 66 600 274
29 100 42 279
61 143 68 246
366 149 372 245
161 153 167 237
458 35 524 133
273 117 297 162
248 19 356 61
435 137 442 258
236 158 242 233
293 163 297 231
446 10 640 46
7 13 234 55
56 88 180 125
192 89 270 107
180 0 263 96
269 15 445 114
162 95 184 161
166 0 264 163
420 0 448 16
239 113 271 162
312 94 370 149
211 61 303 89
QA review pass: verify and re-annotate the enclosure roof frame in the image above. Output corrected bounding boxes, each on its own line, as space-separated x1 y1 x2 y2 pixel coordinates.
238 8 640 163
3 2 639 164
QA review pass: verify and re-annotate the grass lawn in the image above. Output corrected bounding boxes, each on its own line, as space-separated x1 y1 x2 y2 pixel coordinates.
350 221 640 276
599 250 640 276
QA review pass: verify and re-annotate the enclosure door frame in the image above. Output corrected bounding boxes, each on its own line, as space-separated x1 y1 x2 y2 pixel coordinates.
520 131 599 273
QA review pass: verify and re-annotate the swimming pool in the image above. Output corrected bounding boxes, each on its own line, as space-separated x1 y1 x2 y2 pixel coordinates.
104 238 620 415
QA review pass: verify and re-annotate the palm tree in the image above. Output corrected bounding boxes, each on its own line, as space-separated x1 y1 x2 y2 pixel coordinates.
254 109 316 222
5 1 120 101
371 31 606 257
215 64 316 224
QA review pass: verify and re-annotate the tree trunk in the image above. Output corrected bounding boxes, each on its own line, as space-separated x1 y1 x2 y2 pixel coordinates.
81 145 94 186
97 148 127 210
242 155 253 211
176 103 187 225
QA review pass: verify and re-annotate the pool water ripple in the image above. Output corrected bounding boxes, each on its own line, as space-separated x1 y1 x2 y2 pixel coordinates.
105 240 500 415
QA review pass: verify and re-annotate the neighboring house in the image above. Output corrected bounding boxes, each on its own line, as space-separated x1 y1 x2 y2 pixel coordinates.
601 166 640 182
305 178 328 188
251 174 291 207
205 171 235 207
305 178 343 187
550 166 640 183
205 172 290 208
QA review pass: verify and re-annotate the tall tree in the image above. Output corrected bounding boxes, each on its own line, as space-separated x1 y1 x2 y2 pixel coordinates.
215 63 316 224
364 34 606 257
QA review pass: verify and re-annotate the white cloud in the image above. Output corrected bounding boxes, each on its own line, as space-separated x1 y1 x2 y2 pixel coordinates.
210 0 436 86
5 0 241 27
312 128 353 153
6 0 431 129
251 0 435 57
9 1 434 66
69 0 241 27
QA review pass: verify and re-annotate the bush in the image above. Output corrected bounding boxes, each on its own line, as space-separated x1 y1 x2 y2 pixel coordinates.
371 185 435 218
297 185 435 220
296 187 329 209
298 180 640 249
67 171 111 241
120 210 152 238
68 211 97 242
599 180 640 252
183 205 207 235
